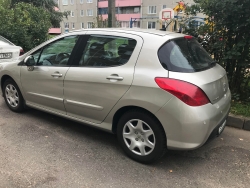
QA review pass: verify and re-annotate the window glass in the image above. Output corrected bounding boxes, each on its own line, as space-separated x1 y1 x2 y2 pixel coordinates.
148 6 156 14
87 22 93 28
158 38 214 72
148 22 156 29
31 49 43 64
78 35 137 67
80 0 84 4
33 36 79 66
134 7 140 13
87 9 93 16
80 10 84 16
62 0 68 5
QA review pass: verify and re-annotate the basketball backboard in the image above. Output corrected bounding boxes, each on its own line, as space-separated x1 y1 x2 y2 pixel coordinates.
159 8 174 21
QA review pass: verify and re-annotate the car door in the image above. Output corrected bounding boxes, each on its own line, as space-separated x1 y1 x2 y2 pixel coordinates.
20 35 80 114
64 31 143 123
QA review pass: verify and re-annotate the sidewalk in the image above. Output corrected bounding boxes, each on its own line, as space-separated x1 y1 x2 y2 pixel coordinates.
227 114 250 131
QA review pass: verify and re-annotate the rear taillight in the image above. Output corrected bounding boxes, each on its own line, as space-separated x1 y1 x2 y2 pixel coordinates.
184 35 193 39
19 49 24 56
155 78 210 106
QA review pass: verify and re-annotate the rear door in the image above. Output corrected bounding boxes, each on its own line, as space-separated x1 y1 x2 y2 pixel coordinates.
158 36 229 104
63 31 143 123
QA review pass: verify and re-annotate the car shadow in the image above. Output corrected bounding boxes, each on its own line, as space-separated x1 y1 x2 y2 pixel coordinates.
20 108 219 165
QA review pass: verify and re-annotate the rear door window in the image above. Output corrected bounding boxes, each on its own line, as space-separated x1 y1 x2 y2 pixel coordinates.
158 38 214 72
78 35 137 67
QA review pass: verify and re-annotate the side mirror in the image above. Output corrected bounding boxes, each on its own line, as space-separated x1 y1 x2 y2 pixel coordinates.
24 55 36 66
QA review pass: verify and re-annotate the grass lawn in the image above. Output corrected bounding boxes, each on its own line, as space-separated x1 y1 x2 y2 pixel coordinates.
230 101 250 117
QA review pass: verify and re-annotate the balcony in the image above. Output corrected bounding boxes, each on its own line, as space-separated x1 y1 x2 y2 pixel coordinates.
98 0 141 8
100 13 140 21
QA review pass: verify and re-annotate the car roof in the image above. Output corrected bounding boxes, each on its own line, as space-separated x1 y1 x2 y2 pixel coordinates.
68 28 178 37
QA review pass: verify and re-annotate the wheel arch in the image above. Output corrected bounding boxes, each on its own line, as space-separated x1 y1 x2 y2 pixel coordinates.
112 106 166 137
1 75 14 93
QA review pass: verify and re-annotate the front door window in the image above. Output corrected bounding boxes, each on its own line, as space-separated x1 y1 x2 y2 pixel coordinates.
32 35 79 66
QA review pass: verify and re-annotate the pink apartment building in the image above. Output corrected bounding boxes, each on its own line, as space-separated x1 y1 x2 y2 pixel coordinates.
98 0 141 28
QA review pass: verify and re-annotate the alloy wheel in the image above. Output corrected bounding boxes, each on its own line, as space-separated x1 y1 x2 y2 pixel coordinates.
5 84 19 108
122 119 155 156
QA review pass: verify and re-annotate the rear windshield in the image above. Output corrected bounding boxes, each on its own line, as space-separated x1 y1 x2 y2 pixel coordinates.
158 38 214 72
0 36 14 46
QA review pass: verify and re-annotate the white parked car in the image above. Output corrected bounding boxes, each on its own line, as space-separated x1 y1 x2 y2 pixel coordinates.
0 36 24 63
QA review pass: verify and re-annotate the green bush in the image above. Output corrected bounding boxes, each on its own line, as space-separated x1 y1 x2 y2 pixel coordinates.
184 0 250 101
0 1 51 51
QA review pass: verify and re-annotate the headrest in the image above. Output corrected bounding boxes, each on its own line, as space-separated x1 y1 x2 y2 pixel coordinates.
89 42 105 56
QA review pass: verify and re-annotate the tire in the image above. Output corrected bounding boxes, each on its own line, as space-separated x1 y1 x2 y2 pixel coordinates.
117 109 166 163
3 79 25 112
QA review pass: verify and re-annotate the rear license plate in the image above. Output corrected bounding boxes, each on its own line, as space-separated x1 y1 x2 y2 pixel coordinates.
218 120 226 135
0 53 12 59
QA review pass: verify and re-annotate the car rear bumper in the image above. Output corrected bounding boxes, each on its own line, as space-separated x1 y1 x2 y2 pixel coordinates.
155 89 231 150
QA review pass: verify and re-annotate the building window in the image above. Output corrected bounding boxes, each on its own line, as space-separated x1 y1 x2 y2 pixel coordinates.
163 5 167 9
87 9 93 16
121 21 140 28
87 0 92 3
71 11 74 17
121 21 129 28
87 22 93 28
65 22 69 28
80 0 84 4
148 22 156 29
72 23 75 29
81 22 84 29
70 0 74 4
62 0 68 5
133 21 140 28
134 7 140 13
80 10 84 16
148 6 156 14
98 8 108 15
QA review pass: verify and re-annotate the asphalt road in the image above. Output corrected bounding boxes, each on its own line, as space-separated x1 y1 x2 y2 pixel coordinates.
0 97 250 188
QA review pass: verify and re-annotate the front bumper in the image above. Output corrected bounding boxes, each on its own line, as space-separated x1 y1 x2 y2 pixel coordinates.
155 89 231 150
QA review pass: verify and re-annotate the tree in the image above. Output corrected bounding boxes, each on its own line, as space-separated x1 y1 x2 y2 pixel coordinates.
10 0 68 27
0 0 51 51
184 0 250 101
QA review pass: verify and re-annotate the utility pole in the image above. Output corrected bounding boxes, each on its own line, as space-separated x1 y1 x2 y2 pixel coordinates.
108 0 116 27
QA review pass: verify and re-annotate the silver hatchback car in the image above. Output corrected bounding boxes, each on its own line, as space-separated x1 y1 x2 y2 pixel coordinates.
0 29 231 163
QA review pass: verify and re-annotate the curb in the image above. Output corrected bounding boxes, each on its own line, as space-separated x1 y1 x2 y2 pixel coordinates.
226 114 250 131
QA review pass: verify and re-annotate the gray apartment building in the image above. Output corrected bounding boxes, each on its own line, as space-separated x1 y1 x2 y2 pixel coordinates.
57 0 202 33
140 0 195 30
58 0 98 32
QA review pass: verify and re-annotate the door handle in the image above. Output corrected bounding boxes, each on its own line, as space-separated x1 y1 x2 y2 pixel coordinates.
51 72 63 78
106 75 124 81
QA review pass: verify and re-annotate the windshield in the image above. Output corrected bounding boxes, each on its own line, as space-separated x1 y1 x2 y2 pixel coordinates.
158 38 214 73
